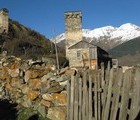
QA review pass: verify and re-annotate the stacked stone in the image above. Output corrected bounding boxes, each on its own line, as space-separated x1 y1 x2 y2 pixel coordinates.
0 55 74 120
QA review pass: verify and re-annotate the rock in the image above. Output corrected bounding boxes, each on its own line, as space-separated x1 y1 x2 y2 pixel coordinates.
10 78 22 88
21 99 32 108
0 67 9 80
20 62 30 71
41 75 48 82
40 99 51 108
8 65 20 78
47 85 64 94
50 81 59 87
65 68 76 76
8 62 20 77
21 85 29 94
40 84 49 94
59 67 69 75
50 76 58 81
59 81 68 87
27 90 38 101
37 105 46 118
56 74 70 82
52 93 67 106
5 82 12 91
47 107 66 120
42 72 54 81
24 70 41 82
42 93 53 101
40 80 50 93
8 69 19 77
28 78 41 90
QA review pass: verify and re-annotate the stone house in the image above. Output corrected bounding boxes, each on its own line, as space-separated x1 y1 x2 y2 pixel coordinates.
68 40 110 69
0 8 9 34
65 11 111 69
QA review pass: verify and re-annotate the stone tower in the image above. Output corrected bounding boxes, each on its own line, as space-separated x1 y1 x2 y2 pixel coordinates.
65 11 82 58
0 8 9 34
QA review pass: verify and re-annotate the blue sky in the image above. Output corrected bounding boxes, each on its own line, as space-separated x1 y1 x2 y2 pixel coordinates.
0 0 140 39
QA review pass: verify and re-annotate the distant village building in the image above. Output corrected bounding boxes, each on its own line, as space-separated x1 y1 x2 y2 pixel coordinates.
65 11 111 69
0 8 9 34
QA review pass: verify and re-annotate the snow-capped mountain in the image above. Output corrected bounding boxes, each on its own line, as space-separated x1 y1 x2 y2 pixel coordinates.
52 23 140 51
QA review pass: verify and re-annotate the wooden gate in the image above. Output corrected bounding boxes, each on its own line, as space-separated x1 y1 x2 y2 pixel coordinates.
67 66 140 120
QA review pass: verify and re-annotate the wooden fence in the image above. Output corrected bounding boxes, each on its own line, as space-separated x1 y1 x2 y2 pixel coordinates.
67 66 140 120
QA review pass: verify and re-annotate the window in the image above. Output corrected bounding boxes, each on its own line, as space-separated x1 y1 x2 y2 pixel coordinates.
77 50 81 60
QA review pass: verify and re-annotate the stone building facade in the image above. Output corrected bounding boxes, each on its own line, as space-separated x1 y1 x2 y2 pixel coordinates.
68 40 110 69
0 8 9 34
65 11 82 58
65 11 111 69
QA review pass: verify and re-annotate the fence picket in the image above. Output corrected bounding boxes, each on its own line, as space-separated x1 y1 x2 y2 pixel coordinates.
110 68 123 120
102 65 110 119
119 69 132 120
82 71 87 120
97 71 101 120
67 66 140 120
70 75 75 120
74 74 79 120
79 77 82 120
129 68 140 120
89 73 93 120
94 71 98 120
67 79 70 120
103 68 114 120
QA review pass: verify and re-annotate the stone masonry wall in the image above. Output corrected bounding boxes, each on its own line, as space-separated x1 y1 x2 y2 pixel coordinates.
68 48 90 67
0 9 9 34
65 12 82 59
0 55 75 120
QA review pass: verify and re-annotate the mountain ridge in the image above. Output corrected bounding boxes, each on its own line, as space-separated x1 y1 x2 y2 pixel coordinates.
53 23 140 51
109 37 140 66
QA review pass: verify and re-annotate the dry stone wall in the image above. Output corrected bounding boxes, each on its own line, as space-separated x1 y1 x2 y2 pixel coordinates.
0 55 75 120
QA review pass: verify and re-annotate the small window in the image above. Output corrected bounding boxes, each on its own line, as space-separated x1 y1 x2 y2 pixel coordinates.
77 50 81 60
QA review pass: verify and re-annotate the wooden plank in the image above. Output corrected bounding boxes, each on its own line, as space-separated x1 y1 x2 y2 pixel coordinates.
102 63 110 119
79 77 82 120
82 71 87 120
119 69 132 120
101 63 105 107
67 79 70 120
129 68 140 120
110 68 123 120
74 74 79 120
94 71 98 120
88 73 93 120
86 87 89 120
97 71 101 120
70 75 75 120
134 68 140 119
103 68 114 120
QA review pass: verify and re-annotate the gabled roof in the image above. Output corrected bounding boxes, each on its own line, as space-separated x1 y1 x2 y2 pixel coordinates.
68 40 97 49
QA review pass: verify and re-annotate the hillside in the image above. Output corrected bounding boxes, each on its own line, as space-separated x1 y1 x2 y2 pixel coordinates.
0 19 57 59
109 37 140 66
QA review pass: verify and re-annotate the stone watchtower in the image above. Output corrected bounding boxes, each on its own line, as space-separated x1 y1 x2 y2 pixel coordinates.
0 8 9 34
65 11 82 58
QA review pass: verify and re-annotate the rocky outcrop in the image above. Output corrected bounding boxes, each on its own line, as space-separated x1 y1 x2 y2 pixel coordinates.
0 55 74 120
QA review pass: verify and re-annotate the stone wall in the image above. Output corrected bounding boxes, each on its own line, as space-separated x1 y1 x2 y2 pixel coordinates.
68 48 90 67
65 11 82 59
0 8 9 34
0 55 75 120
